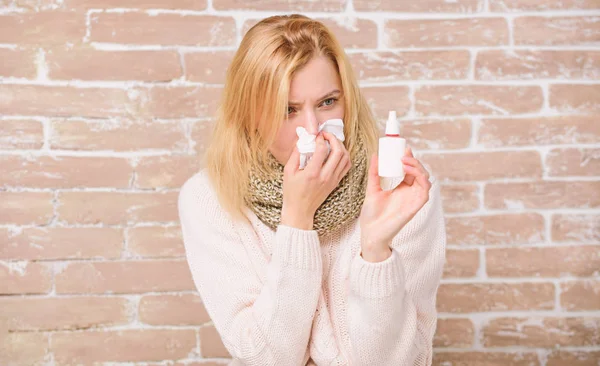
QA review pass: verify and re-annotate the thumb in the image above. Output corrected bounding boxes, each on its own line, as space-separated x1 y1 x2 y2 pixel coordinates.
366 153 381 195
284 145 300 174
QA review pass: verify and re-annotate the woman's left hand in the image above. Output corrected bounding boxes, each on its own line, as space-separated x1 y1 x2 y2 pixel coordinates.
358 146 432 262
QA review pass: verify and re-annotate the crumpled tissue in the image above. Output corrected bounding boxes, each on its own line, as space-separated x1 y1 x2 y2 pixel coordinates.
295 118 345 169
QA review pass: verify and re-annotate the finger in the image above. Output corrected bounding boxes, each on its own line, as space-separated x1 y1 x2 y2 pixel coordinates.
320 131 345 181
403 146 416 185
333 150 350 183
304 133 329 175
403 164 430 190
284 145 300 174
401 156 430 179
366 153 381 195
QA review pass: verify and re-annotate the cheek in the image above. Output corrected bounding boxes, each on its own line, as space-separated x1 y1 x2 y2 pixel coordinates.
271 126 298 159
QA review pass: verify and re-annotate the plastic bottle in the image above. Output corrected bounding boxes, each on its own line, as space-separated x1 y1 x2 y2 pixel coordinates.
378 111 406 179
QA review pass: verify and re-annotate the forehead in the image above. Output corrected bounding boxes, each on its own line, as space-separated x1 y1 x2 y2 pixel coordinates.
288 56 342 102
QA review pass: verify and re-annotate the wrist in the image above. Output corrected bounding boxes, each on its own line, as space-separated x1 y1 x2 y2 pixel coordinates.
281 207 314 231
360 246 392 263
360 232 391 249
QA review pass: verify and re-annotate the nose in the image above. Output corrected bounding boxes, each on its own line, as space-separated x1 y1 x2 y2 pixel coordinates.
303 110 319 135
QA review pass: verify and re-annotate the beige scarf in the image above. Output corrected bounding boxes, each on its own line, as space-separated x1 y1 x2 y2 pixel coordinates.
245 136 368 236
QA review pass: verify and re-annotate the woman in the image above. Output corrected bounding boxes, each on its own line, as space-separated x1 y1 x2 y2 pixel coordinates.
178 14 446 366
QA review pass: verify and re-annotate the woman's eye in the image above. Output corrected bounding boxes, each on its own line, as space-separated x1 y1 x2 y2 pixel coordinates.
322 98 337 107
287 106 295 115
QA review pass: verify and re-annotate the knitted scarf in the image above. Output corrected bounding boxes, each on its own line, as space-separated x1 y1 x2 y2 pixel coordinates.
245 135 368 236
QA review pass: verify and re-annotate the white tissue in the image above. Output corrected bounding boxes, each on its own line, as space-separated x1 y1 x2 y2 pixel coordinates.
296 118 345 169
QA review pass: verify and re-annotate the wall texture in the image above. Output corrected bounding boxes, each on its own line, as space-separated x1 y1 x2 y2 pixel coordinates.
1 0 599 365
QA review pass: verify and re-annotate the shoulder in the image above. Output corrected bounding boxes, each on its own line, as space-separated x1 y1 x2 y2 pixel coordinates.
178 168 212 210
178 169 229 226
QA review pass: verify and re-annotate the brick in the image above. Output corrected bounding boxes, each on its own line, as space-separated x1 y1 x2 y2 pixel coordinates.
446 213 545 245
184 51 234 83
482 317 600 347
0 119 44 149
141 86 222 118
55 260 194 294
433 318 474 347
361 86 410 121
440 184 479 213
139 294 210 325
486 245 600 277
561 280 600 311
400 119 471 150
0 332 49 366
0 227 123 260
57 191 178 225
7 0 59 9
0 11 85 45
90 13 235 46
421 151 542 181
479 116 600 148
443 249 479 278
485 181 600 209
0 48 36 78
127 226 184 258
50 119 188 152
174 361 226 366
47 47 182 81
547 148 600 177
349 51 470 82
52 329 196 363
415 85 543 116
0 296 130 331
0 155 132 188
214 0 346 11
550 84 600 114
433 351 540 366
476 50 600 80
135 155 203 189
200 325 230 357
0 85 141 118
384 18 508 47
437 283 554 312
0 191 53 225
354 0 483 12
491 0 600 11
61 0 207 9
547 350 600 366
552 214 600 243
0 262 52 294
514 16 600 46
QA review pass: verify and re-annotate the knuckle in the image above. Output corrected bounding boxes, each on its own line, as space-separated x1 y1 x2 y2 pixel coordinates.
307 171 319 180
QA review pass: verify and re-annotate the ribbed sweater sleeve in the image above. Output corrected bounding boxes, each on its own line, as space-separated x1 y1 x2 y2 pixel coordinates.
347 175 447 365
178 176 323 365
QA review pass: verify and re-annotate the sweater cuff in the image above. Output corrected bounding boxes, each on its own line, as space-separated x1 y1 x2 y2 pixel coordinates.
349 247 405 299
273 224 321 270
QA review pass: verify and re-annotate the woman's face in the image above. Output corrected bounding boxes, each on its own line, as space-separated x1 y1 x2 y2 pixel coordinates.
269 55 345 165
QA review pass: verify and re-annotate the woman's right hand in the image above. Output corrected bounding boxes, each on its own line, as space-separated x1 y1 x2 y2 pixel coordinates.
280 131 351 230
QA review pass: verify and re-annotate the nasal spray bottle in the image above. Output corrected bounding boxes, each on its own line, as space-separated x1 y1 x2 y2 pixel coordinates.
378 111 406 181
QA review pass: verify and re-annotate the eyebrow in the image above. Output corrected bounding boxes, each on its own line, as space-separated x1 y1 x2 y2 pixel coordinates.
288 89 341 106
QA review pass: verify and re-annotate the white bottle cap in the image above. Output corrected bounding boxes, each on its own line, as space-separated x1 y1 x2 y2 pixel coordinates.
385 111 399 136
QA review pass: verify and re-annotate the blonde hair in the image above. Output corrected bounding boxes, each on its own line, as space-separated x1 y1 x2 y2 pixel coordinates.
203 14 380 224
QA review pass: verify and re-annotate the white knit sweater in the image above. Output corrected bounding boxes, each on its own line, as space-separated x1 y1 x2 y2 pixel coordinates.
177 169 446 366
